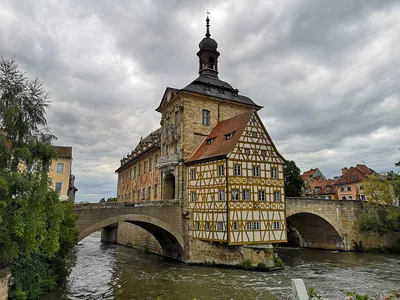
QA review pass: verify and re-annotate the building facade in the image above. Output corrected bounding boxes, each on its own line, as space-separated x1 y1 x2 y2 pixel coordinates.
48 146 77 201
116 17 287 253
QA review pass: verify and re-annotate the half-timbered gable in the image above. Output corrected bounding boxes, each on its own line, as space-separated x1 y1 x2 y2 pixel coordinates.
227 112 286 245
186 111 287 245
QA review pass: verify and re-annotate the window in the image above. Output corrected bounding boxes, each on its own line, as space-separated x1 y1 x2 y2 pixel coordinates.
137 190 140 200
253 165 260 177
138 163 141 176
225 133 233 140
232 189 239 201
144 161 147 173
134 167 137 178
359 185 364 190
347 186 351 191
154 184 158 197
341 196 346 200
218 165 224 176
273 222 281 230
155 155 159 165
55 182 62 193
218 190 225 201
191 191 197 202
205 222 210 231
261 150 267 157
244 148 250 154
149 158 153 171
234 164 241 176
340 186 345 192
148 187 151 199
360 194 366 201
348 195 353 200
233 221 238 231
252 132 258 138
56 163 64 174
271 167 278 178
253 222 260 230
217 222 224 232
243 190 250 201
206 138 215 144
129 168 132 180
190 169 196 180
142 188 145 199
246 222 252 230
274 191 281 202
258 190 265 201
166 144 170 155
195 222 200 230
202 110 210 125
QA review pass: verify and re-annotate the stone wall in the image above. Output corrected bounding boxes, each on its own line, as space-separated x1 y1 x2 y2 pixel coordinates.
116 222 162 255
0 268 10 300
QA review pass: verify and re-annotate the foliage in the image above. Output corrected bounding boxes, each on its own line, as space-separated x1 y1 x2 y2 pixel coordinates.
0 57 77 298
361 174 396 205
274 256 284 268
239 259 253 270
107 197 117 202
283 160 305 197
357 204 400 236
308 287 322 299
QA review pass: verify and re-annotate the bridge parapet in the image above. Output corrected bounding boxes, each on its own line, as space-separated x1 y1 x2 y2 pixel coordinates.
74 199 180 210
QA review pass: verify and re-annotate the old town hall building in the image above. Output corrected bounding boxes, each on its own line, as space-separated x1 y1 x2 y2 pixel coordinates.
116 17 287 247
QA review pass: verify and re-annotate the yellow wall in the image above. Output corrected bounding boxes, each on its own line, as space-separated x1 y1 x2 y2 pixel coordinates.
48 157 72 200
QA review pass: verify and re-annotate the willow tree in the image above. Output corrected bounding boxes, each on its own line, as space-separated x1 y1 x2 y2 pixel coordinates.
0 57 76 278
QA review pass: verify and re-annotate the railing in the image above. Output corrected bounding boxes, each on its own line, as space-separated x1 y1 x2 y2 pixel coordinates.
73 199 179 210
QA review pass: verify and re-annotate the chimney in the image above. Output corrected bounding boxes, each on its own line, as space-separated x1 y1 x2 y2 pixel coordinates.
342 167 348 175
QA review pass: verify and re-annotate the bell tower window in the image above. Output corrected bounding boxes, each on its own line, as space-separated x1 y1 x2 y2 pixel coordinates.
209 57 215 69
202 110 210 126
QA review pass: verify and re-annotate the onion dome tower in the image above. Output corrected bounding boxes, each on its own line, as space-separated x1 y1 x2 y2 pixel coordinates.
197 16 220 77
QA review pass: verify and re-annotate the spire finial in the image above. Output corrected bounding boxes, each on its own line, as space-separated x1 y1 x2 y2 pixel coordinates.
205 11 211 38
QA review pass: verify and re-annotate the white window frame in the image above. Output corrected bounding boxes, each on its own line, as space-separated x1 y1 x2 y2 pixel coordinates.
246 222 252 230
191 191 197 202
348 195 353 200
271 167 278 178
217 222 224 232
243 189 251 201
218 190 225 201
234 164 241 176
190 169 196 180
55 182 63 193
253 165 260 177
233 221 238 231
56 163 64 174
232 189 239 201
273 221 280 230
258 190 265 201
253 221 260 230
218 165 224 176
274 191 281 202
347 186 352 191
205 222 210 231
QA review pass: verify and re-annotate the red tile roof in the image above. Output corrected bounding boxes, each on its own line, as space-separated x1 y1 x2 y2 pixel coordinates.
310 178 337 195
302 168 317 178
334 164 375 185
186 111 253 163
54 146 72 158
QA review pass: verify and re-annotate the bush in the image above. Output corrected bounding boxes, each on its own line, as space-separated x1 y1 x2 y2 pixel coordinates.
239 259 253 270
274 256 284 268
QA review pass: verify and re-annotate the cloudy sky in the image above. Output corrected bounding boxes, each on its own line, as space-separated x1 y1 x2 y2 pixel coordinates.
1 0 399 202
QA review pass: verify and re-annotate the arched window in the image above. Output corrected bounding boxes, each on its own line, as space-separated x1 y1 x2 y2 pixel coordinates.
202 109 210 125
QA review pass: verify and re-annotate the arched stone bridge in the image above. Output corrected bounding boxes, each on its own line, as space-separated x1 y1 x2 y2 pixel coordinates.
285 197 363 250
74 200 186 260
74 198 376 256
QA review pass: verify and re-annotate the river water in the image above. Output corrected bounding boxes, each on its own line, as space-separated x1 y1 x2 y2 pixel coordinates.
42 232 399 300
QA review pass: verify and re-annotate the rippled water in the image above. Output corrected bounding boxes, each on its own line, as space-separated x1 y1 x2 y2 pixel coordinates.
42 232 400 300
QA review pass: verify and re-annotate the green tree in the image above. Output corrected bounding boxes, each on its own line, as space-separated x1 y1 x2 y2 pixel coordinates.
0 57 77 297
283 160 304 197
361 174 395 205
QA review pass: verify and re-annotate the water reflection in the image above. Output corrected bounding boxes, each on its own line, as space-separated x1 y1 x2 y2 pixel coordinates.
42 233 400 300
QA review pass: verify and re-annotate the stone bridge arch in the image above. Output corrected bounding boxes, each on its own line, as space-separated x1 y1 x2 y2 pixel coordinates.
286 212 345 250
78 213 185 261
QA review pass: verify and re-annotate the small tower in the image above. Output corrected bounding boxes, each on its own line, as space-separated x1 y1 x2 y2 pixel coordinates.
197 16 220 77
